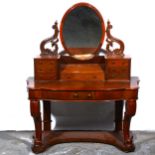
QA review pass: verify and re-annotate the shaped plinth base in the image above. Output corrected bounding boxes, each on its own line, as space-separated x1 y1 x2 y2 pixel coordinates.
32 131 135 154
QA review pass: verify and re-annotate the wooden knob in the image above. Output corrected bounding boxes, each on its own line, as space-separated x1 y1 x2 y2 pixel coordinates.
87 93 92 99
73 93 79 98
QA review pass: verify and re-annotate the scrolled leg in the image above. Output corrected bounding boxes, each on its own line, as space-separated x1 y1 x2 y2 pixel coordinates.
123 99 136 151
30 100 44 153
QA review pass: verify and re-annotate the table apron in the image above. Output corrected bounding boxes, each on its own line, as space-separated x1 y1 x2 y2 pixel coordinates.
28 89 138 100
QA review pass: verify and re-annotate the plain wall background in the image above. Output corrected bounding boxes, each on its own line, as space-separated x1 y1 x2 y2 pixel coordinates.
0 0 155 130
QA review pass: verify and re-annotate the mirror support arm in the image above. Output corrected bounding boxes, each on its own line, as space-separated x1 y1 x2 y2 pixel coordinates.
105 21 125 57
40 21 59 56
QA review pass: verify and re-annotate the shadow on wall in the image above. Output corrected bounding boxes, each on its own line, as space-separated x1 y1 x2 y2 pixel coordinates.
51 101 115 130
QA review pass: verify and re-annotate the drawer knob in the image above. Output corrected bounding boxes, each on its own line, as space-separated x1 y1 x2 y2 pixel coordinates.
87 93 92 99
73 93 79 98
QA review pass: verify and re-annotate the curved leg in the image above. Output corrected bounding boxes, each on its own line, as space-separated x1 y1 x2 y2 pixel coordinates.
115 100 124 131
30 100 44 153
123 99 136 151
43 100 51 131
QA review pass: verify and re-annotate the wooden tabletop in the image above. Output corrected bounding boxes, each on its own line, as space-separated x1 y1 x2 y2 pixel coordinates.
27 77 139 91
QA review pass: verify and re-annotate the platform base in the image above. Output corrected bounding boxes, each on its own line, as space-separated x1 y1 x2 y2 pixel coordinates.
32 131 135 154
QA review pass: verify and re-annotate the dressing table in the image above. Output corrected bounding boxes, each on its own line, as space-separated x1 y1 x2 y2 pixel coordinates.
27 2 139 153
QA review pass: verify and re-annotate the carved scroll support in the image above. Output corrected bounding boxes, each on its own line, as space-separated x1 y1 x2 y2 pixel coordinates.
105 21 125 57
40 21 59 56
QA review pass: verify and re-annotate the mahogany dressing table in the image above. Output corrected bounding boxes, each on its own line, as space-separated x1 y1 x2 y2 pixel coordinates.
27 3 139 153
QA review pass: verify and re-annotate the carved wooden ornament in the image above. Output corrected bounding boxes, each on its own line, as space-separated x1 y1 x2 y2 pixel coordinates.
40 21 59 56
106 21 125 57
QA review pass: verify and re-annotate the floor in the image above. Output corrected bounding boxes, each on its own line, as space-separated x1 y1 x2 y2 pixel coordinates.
0 131 155 155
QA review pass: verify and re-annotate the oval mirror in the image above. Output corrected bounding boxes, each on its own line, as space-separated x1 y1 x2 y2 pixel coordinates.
60 3 105 60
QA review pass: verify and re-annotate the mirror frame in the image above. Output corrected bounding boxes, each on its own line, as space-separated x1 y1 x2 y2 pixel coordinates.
60 2 106 57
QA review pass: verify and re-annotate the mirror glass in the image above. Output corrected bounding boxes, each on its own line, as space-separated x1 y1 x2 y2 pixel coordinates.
60 3 105 60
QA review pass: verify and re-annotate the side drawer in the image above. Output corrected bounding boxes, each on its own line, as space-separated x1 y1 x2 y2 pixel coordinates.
106 67 130 80
105 57 131 81
106 59 129 67
34 57 59 80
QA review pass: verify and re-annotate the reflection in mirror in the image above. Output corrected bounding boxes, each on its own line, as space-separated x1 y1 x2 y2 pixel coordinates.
61 4 105 60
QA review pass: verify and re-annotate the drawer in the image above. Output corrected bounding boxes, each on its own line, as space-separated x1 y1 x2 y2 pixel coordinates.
105 58 131 80
61 73 105 81
40 91 95 100
106 68 129 80
60 64 105 81
106 59 130 67
35 61 56 72
34 58 58 80
29 89 138 100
